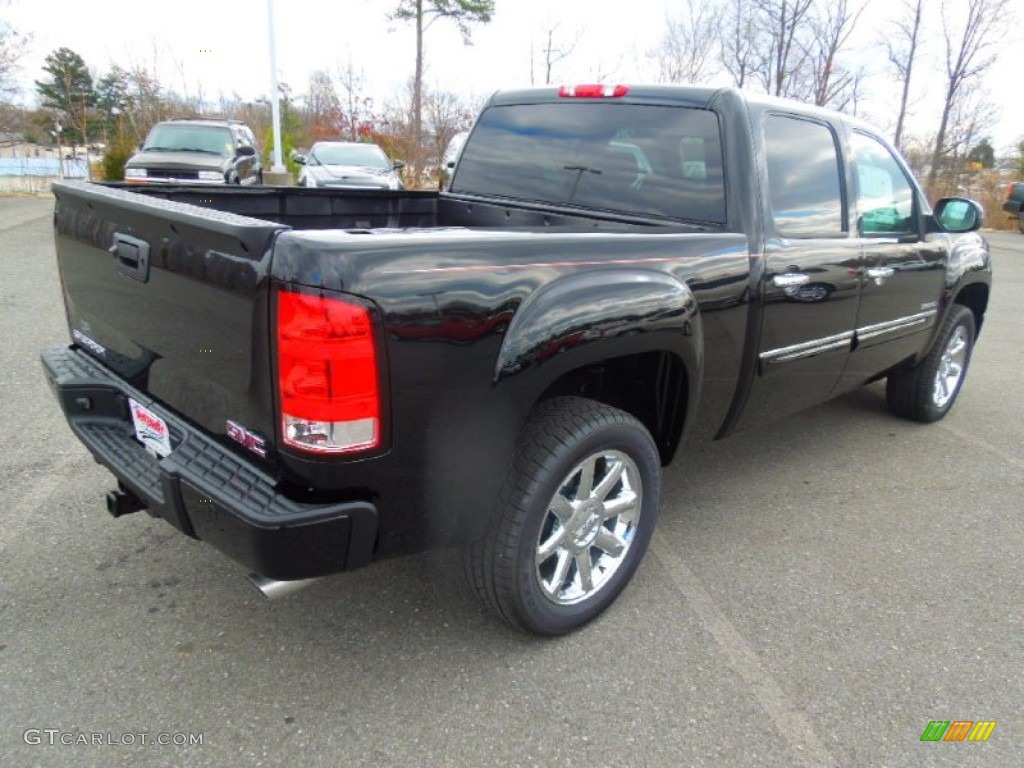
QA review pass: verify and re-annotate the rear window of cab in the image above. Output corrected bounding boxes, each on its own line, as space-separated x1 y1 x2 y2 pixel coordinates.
451 103 726 226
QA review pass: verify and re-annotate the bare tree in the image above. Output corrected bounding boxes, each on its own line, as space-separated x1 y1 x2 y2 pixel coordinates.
170 48 206 115
886 0 926 150
927 0 1009 193
534 23 584 85
215 91 245 121
304 69 342 138
581 48 627 84
941 91 999 189
423 86 473 172
720 0 759 87
124 66 167 143
754 0 816 98
652 0 720 84
336 56 372 142
237 99 272 150
120 42 180 142
0 14 29 101
0 8 30 135
806 0 866 111
900 134 934 178
380 79 417 173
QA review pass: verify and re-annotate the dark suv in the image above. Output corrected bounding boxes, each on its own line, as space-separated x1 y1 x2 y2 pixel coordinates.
1002 181 1024 233
124 118 262 185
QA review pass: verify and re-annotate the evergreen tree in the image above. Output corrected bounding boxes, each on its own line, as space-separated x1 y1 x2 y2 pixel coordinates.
35 47 96 149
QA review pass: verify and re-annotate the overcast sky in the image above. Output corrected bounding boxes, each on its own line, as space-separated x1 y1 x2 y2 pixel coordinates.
5 0 1023 153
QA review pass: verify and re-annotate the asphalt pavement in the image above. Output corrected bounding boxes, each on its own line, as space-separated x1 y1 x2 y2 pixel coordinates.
1 196 1020 767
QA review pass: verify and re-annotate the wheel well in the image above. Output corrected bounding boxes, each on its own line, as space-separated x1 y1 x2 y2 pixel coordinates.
535 351 688 465
954 283 988 337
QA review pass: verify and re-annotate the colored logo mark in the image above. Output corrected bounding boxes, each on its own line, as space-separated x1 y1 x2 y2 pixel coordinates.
920 720 996 742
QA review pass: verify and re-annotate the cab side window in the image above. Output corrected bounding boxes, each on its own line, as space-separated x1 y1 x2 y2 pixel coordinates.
851 132 916 237
764 114 845 238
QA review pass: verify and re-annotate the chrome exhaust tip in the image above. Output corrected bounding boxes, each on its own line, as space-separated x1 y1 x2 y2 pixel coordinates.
248 573 322 600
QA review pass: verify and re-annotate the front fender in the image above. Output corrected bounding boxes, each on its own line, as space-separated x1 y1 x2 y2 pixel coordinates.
494 269 701 387
945 231 991 290
911 231 992 360
940 230 992 329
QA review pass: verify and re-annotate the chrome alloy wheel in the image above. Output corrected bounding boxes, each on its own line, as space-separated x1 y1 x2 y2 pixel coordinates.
535 450 642 605
933 325 969 409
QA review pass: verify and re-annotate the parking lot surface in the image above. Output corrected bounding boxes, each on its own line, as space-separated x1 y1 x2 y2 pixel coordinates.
1 197 1020 767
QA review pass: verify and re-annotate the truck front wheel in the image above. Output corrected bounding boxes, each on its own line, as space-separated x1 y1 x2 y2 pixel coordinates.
467 397 661 635
886 305 976 422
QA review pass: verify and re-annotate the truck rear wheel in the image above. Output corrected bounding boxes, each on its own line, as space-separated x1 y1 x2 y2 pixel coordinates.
467 397 661 635
886 305 975 423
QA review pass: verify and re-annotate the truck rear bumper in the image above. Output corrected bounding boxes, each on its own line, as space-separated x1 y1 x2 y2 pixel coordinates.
41 345 378 580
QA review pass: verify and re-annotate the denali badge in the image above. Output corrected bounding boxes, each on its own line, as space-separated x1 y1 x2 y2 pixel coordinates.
226 420 267 458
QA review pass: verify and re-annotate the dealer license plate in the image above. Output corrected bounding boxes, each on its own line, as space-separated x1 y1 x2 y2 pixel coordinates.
128 398 172 458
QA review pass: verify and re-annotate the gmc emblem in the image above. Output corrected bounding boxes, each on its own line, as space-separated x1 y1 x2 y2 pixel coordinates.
226 420 267 458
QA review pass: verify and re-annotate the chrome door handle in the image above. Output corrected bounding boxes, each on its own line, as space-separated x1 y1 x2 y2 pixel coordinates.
773 273 810 288
866 266 895 285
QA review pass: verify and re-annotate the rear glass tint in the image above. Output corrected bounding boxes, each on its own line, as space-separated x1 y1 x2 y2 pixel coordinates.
451 103 725 225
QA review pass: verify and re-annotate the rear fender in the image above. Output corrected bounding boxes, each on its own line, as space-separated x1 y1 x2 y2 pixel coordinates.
494 269 701 391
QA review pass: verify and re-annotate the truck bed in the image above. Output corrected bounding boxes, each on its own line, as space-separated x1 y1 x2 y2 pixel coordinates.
116 182 724 233
50 179 752 561
119 183 441 230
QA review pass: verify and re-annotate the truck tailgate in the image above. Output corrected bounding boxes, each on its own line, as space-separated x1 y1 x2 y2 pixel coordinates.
52 180 286 443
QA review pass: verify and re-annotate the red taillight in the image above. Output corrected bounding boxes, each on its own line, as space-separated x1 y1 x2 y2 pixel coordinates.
558 84 629 98
276 288 380 454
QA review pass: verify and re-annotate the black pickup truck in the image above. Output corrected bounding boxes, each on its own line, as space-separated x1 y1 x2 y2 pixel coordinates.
43 85 991 635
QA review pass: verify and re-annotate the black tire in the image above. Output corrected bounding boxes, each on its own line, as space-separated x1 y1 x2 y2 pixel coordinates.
466 397 661 635
886 305 976 422
1017 211 1023 234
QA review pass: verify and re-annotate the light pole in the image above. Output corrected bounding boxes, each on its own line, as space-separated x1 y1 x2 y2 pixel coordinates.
52 120 64 179
265 0 290 183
